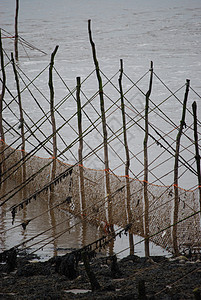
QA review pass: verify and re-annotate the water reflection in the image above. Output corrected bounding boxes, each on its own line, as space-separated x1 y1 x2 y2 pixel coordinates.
0 180 170 261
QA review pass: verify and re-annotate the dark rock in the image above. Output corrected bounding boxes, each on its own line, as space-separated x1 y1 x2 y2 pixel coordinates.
6 248 17 273
0 251 201 299
110 255 122 278
55 253 77 279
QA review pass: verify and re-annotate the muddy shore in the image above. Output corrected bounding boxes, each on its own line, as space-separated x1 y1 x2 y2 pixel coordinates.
0 249 201 300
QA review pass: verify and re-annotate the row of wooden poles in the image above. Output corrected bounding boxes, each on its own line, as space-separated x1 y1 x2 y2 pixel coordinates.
0 19 201 257
88 19 201 256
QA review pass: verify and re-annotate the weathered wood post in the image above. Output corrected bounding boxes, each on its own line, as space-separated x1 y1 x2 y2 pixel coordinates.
49 45 59 194
11 52 26 197
192 101 201 223
82 251 101 291
119 59 134 255
49 45 58 175
88 19 114 234
76 76 86 217
48 45 59 256
15 0 19 61
172 79 190 256
0 29 6 188
144 61 153 257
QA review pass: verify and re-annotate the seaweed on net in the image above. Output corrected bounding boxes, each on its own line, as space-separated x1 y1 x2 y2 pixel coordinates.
11 207 16 224
65 196 72 204
21 219 30 230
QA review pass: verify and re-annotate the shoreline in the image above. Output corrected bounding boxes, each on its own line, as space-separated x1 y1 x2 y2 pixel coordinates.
0 249 201 299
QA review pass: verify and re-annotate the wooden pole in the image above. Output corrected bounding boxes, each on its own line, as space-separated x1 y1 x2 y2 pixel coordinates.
48 45 59 254
76 76 86 216
172 79 190 256
88 19 113 233
11 52 26 197
0 29 6 188
82 251 101 291
144 61 153 257
49 45 59 198
119 59 134 254
15 0 19 61
192 101 201 221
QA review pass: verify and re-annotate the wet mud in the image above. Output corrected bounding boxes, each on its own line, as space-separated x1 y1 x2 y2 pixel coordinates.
0 249 201 300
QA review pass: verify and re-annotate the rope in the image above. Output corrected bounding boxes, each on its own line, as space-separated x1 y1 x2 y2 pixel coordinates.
115 208 201 257
1 59 201 257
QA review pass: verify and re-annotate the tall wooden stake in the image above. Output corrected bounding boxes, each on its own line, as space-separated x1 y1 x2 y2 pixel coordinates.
172 79 190 256
49 45 59 198
119 59 134 254
88 19 113 233
15 0 19 61
0 29 6 188
76 76 86 216
144 61 153 257
48 45 59 255
192 101 201 222
11 52 26 197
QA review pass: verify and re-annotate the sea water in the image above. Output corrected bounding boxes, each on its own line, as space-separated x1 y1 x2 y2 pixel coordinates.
0 0 200 259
